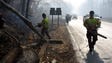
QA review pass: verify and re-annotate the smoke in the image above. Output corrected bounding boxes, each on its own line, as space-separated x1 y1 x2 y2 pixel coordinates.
63 0 87 15
79 0 112 18
29 0 74 25
30 0 112 23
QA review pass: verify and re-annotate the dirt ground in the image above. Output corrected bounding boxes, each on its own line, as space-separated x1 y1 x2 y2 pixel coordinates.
0 24 78 63
39 25 78 63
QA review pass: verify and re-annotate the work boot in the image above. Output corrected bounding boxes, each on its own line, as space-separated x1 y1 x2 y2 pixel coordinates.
89 48 92 52
89 45 93 52
92 42 95 51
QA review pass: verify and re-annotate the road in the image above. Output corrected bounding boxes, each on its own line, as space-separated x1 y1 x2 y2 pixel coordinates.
67 16 112 63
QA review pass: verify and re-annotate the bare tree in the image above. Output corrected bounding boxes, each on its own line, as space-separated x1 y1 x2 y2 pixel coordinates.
26 0 30 18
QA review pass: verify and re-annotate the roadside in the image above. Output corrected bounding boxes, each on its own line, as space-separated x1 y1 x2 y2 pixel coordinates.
0 23 78 63
39 25 78 63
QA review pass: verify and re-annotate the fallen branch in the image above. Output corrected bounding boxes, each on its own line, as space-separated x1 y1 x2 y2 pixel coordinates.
0 0 44 39
3 30 20 47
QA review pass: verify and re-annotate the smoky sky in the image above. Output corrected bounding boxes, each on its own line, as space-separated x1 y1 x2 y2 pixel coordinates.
30 0 112 22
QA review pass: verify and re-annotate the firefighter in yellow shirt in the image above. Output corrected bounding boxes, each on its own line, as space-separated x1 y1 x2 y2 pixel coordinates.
40 13 51 39
84 11 101 52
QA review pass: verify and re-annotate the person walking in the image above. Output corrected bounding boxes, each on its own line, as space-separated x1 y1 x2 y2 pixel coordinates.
40 13 51 39
84 11 101 52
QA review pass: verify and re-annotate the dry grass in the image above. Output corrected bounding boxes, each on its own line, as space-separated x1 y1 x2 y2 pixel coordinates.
0 24 78 63
40 25 78 63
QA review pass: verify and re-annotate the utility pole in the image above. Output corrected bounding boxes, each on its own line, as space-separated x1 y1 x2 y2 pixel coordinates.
50 8 55 25
56 8 62 26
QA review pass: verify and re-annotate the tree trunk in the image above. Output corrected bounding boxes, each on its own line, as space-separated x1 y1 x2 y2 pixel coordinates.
0 0 44 39
26 0 30 18
21 0 26 16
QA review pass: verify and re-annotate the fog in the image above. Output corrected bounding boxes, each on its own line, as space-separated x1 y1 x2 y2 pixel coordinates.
29 0 112 24
79 0 112 18
63 0 112 18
